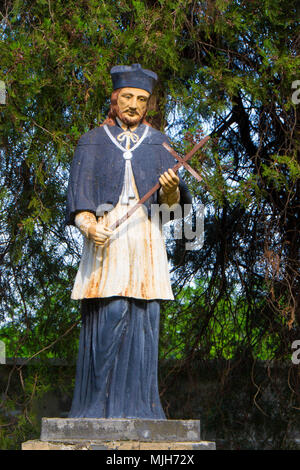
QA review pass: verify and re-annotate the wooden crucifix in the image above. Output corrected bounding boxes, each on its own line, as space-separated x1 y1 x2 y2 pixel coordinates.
109 134 209 231
109 113 234 232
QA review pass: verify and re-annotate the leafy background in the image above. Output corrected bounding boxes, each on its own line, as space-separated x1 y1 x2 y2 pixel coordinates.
0 0 299 449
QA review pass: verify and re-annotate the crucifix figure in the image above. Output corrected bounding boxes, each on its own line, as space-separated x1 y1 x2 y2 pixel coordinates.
65 64 193 419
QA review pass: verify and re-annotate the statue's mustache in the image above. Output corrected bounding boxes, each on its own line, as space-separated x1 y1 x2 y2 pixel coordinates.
124 108 140 114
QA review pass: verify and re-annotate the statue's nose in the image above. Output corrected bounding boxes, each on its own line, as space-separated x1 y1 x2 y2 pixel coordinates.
129 97 137 108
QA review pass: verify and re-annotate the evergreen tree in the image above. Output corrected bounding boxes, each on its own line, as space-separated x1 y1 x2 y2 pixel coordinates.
0 0 299 449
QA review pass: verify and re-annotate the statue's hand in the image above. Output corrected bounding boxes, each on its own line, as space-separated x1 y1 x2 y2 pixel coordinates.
88 223 113 246
159 168 179 195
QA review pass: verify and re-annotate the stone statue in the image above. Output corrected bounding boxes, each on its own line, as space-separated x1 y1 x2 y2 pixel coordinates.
65 64 192 419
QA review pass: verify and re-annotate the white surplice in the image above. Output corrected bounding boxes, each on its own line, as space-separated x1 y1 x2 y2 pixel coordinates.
71 123 178 301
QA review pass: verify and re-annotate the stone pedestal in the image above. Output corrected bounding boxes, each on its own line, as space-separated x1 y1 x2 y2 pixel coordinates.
22 418 216 450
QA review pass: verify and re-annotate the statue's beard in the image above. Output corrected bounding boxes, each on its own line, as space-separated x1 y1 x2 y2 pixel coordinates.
116 108 146 127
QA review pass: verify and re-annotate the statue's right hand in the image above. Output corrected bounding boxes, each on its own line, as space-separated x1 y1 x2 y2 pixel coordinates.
88 223 113 246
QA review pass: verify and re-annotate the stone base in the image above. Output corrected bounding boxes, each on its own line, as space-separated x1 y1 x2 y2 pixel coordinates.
22 439 216 451
40 418 201 443
22 418 216 450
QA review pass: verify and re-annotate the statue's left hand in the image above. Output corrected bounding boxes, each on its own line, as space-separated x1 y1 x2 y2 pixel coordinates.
159 169 179 195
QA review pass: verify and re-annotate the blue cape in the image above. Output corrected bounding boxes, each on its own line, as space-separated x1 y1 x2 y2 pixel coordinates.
65 123 192 225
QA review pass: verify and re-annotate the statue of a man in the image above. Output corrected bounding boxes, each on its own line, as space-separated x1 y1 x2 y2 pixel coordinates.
65 64 192 419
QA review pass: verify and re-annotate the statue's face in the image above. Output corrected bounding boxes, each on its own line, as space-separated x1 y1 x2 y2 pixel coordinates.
117 87 150 126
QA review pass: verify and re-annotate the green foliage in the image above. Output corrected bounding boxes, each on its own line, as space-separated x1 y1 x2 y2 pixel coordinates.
0 0 299 449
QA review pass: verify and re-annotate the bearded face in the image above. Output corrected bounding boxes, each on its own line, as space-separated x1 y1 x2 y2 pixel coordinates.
116 87 150 127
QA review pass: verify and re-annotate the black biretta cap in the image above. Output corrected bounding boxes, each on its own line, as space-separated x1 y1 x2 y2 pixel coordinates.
110 64 157 94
